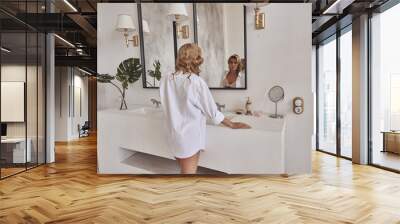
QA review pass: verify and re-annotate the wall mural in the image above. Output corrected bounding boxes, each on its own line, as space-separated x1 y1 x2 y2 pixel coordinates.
139 3 246 89
196 3 225 87
140 3 175 88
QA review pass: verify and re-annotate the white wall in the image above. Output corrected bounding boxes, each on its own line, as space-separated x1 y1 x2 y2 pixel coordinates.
1 64 47 164
72 74 89 138
1 65 42 138
55 67 89 141
223 3 245 72
97 3 313 174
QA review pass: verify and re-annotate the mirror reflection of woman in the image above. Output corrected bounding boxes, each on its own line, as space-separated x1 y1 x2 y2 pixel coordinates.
221 54 245 88
160 44 251 174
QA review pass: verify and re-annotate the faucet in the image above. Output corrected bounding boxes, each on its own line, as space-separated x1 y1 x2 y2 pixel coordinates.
150 98 161 108
245 97 253 116
216 102 225 112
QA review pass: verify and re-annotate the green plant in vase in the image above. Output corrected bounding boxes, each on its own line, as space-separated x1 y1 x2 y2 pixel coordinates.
147 60 161 87
97 58 142 110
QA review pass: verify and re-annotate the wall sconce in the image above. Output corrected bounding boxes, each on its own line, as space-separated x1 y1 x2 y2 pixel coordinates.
167 3 189 39
255 3 269 30
116 14 136 47
177 24 190 39
131 20 150 46
245 3 268 30
167 3 188 22
254 5 265 30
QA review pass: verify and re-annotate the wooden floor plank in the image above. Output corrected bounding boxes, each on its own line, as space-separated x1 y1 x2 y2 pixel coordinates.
0 134 400 223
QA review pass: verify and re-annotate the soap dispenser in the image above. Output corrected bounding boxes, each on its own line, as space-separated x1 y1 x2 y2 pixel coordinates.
245 97 253 116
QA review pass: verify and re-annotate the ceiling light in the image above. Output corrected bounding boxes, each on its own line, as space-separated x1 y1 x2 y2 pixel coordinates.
54 34 75 48
1 47 11 53
63 0 78 12
78 67 92 76
322 0 354 14
167 3 188 22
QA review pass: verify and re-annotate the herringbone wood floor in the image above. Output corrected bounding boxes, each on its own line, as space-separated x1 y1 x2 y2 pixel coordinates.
1 134 400 224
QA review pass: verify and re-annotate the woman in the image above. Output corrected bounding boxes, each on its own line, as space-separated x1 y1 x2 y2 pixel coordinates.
221 54 245 88
160 43 251 174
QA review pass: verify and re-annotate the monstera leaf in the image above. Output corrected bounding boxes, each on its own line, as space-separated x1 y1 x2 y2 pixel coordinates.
148 60 161 81
96 73 115 83
96 57 143 110
115 58 143 90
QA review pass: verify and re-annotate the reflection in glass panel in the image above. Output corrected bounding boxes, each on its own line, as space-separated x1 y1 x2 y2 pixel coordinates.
27 31 38 169
1 31 27 177
340 29 352 158
318 37 337 154
176 4 195 50
0 1 46 179
38 33 46 165
141 3 175 88
371 4 400 171
196 3 246 89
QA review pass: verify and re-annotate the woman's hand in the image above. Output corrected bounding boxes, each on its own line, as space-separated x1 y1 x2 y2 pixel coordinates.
221 118 251 129
230 122 251 129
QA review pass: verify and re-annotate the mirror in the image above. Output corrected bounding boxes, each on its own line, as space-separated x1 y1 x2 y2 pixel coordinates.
138 3 246 89
139 3 195 88
268 86 285 119
196 3 247 89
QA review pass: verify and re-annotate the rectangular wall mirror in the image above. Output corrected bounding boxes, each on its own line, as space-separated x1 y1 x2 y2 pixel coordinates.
196 3 247 89
139 3 195 88
138 3 246 90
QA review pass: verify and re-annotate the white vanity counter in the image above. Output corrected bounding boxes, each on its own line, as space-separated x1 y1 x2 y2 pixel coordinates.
98 105 286 174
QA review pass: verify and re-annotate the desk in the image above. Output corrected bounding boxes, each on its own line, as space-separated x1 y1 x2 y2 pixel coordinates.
382 131 400 154
1 138 32 163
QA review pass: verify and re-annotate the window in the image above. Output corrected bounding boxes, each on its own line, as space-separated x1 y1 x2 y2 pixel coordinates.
370 3 400 171
316 27 353 159
340 29 352 158
317 37 337 155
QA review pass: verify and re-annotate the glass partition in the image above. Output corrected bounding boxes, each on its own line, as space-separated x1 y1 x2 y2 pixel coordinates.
370 3 400 171
339 28 352 158
1 31 28 177
38 32 46 165
27 31 38 169
0 2 46 179
317 36 337 155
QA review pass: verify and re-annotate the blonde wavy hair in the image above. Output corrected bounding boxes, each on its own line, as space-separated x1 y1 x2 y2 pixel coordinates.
175 43 204 75
228 54 243 75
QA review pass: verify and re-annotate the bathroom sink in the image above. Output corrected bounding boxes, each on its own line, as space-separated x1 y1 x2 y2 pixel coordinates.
128 107 163 118
222 112 237 120
205 112 236 125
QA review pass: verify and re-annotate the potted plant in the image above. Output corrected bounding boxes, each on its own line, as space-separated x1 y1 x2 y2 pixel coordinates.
97 58 142 110
147 60 161 87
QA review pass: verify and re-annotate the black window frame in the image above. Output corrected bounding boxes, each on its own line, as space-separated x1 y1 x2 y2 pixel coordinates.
315 24 353 161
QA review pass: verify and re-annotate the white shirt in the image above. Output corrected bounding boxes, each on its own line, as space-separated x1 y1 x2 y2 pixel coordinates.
220 71 245 88
160 71 225 159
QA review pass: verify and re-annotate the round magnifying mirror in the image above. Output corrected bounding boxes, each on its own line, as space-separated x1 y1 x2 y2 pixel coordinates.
268 86 284 118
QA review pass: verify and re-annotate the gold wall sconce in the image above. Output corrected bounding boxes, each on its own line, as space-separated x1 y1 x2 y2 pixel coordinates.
168 3 190 39
177 24 190 39
254 6 265 30
245 2 268 30
122 32 140 47
116 15 150 47
168 3 188 22
116 14 136 47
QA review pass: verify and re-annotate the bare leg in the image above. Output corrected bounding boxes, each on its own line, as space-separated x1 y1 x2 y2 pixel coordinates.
176 151 200 174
